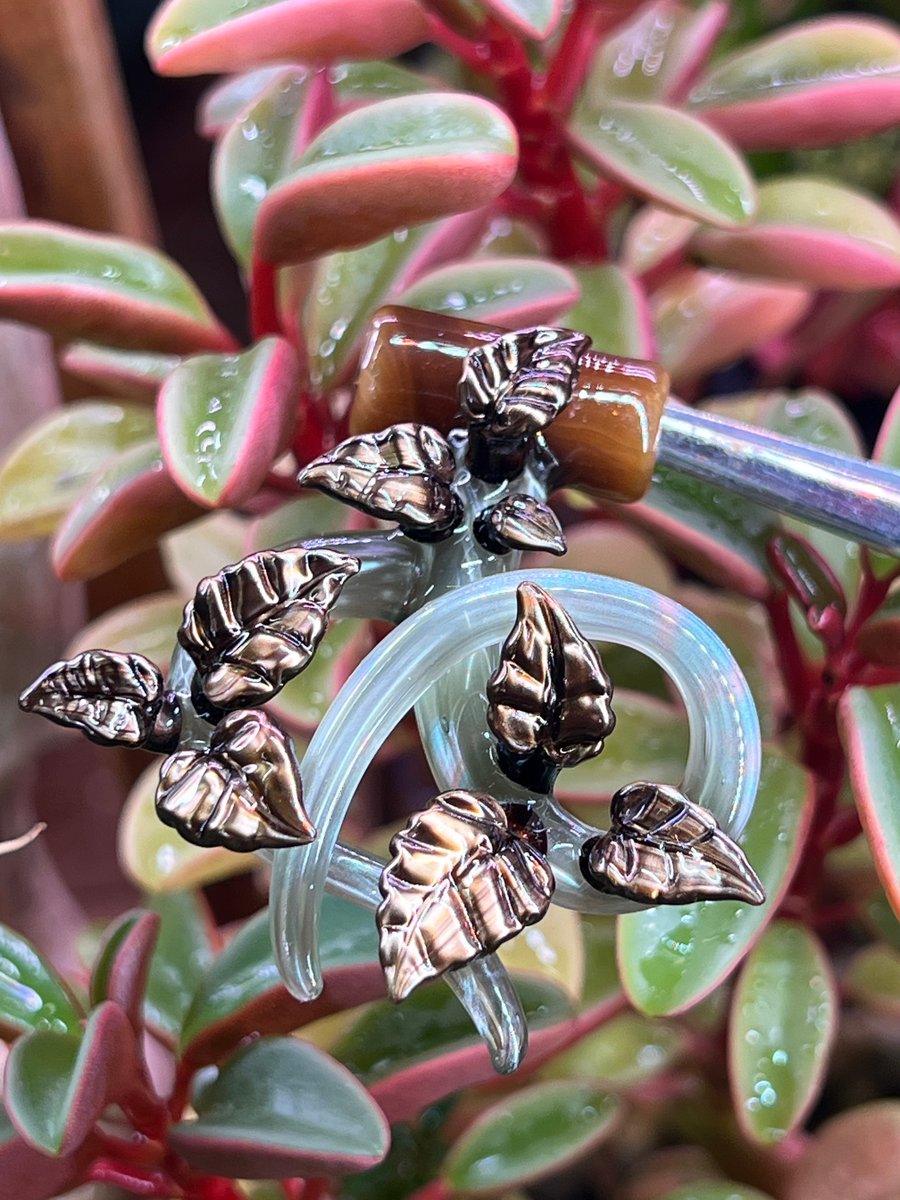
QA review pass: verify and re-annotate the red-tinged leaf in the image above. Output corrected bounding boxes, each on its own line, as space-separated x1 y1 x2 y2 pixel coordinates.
158 337 299 508
621 205 698 276
0 400 155 541
0 222 232 353
584 0 728 104
180 899 384 1067
144 890 217 1044
0 924 82 1040
729 922 836 1145
443 1081 619 1194
562 264 654 358
651 268 810 383
4 1003 141 1155
689 18 900 150
840 685 900 922
397 258 580 329
695 177 900 290
169 1037 389 1178
51 441 202 581
61 343 179 400
148 0 430 75
484 0 563 41
569 101 755 228
0 1106 79 1200
90 911 160 1031
67 591 184 671
255 93 518 264
785 1103 900 1200
199 65 292 137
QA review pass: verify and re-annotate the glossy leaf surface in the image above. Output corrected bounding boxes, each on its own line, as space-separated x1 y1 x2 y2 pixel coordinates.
60 343 179 400
621 205 698 275
0 222 230 352
729 921 835 1144
169 1037 389 1177
52 440 201 581
695 177 900 290
444 1081 619 1193
158 337 298 507
689 18 900 149
561 264 653 358
0 401 154 540
840 685 900 919
256 94 517 263
570 101 755 227
397 257 579 328
148 0 430 75
0 925 81 1039
618 750 812 1015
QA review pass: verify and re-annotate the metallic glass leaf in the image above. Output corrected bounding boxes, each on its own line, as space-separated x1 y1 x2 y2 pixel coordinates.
581 781 765 905
476 494 567 556
487 582 615 785
458 326 589 439
18 649 177 749
178 547 359 710
297 422 461 536
156 708 314 851
378 790 553 1001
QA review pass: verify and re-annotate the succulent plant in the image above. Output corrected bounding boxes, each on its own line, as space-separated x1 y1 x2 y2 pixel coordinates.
1 1 900 1199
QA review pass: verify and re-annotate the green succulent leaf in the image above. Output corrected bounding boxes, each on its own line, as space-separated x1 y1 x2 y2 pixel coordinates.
659 1186 775 1200
67 591 185 671
0 925 81 1040
483 0 563 41
560 264 653 358
0 402 155 541
845 944 900 1017
443 1080 619 1193
618 749 812 1015
397 258 579 328
729 921 835 1144
60 343 179 400
569 101 755 228
169 1037 389 1177
144 891 216 1043
544 1011 685 1089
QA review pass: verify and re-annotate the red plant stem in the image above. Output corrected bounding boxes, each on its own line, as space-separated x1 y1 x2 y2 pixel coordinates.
545 0 627 113
250 254 282 340
168 1059 195 1122
88 1159 180 1197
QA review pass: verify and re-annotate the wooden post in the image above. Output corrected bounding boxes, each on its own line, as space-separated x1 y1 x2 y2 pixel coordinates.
0 0 158 242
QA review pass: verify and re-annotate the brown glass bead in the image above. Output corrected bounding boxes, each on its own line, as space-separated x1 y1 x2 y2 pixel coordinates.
353 306 669 503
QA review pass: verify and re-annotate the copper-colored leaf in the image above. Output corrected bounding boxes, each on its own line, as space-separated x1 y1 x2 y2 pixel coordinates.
178 548 359 710
581 781 765 905
378 791 553 1001
476 494 567 556
18 650 180 750
487 582 615 788
459 326 589 439
156 708 314 851
298 423 461 537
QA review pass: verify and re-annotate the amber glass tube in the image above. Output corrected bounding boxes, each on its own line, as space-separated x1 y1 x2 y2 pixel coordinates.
353 305 670 503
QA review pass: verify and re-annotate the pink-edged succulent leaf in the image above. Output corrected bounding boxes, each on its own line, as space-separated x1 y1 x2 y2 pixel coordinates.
694 177 900 290
255 93 518 264
0 924 82 1040
443 1081 620 1194
67 591 184 671
0 222 232 353
158 337 299 508
583 0 728 104
397 257 580 329
293 210 487 393
768 530 847 648
148 0 430 75
562 264 654 358
61 343 179 400
483 0 564 40
729 921 836 1145
51 440 202 581
689 17 900 150
169 1037 389 1177
90 910 160 1031
198 65 292 137
143 890 217 1044
4 1002 142 1155
618 749 813 1015
0 400 155 541
840 685 900 922
651 268 811 383
785 1103 900 1200
180 897 384 1066
0 1106 79 1200
569 101 755 228
621 206 699 276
